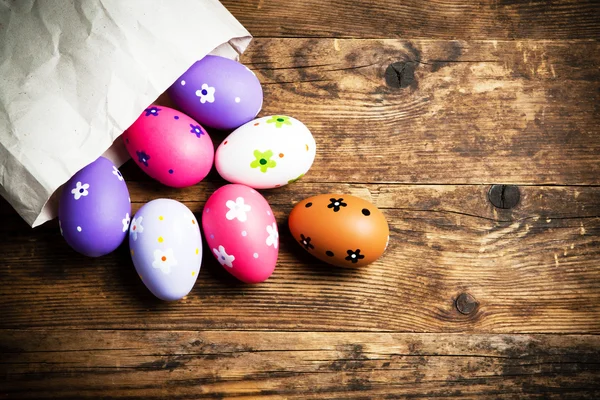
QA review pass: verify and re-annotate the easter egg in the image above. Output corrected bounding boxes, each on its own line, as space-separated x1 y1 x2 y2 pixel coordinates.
288 194 389 268
168 55 263 130
122 105 214 188
202 184 278 283
129 199 202 301
58 157 131 257
215 116 316 189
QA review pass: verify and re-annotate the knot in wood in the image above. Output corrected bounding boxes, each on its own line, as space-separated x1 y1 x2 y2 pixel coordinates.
456 293 479 315
385 61 416 89
488 185 520 209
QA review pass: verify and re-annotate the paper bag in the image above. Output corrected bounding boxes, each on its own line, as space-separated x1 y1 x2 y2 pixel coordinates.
0 0 251 227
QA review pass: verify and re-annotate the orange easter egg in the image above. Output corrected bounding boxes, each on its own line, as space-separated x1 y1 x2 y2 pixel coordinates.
288 194 389 267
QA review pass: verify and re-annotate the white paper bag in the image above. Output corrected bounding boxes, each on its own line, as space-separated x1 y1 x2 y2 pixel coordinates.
0 0 251 227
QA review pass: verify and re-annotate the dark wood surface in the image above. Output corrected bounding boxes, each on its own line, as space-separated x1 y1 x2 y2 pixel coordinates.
1 1 599 398
226 0 600 39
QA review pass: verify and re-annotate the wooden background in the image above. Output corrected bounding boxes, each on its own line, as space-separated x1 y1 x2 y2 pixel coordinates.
2 0 600 398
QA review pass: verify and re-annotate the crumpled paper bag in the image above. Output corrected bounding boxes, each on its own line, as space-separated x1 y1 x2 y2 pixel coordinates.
0 0 251 227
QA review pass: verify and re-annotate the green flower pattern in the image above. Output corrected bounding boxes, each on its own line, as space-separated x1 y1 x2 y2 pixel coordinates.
266 116 292 128
250 150 277 173
288 173 304 184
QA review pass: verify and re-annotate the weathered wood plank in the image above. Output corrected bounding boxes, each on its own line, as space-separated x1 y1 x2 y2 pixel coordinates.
222 0 600 40
1 330 599 398
1 1 598 396
236 39 600 185
1 183 599 333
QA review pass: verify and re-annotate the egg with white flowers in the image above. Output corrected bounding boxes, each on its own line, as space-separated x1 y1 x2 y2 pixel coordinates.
168 55 263 130
58 157 131 257
129 199 202 301
215 115 316 189
202 184 278 283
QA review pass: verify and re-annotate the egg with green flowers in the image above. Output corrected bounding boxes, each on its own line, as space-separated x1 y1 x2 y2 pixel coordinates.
215 115 316 189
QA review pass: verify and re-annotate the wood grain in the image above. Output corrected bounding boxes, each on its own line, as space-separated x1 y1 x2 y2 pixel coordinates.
2 10 600 396
2 182 599 333
2 330 599 398
221 0 600 40
236 39 600 185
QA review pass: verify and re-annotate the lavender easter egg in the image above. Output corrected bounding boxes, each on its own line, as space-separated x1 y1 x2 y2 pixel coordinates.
215 115 316 189
168 55 263 130
58 157 131 257
202 184 278 283
123 105 214 188
129 199 202 301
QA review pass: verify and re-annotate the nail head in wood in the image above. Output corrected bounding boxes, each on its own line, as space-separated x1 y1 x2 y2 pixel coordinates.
456 293 479 315
488 185 520 209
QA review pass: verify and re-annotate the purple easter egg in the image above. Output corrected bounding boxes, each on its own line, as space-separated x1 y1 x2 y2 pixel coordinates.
168 55 263 130
129 199 202 301
58 157 131 257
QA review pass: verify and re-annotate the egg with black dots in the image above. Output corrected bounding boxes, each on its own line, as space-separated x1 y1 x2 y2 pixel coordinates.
288 194 389 268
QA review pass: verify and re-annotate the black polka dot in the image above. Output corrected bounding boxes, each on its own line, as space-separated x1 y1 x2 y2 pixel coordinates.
125 138 129 144
168 169 174 174
305 202 313 208
326 251 334 257
362 208 371 216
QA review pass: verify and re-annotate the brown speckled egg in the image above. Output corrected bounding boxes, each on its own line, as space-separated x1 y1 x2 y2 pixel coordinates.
288 194 389 267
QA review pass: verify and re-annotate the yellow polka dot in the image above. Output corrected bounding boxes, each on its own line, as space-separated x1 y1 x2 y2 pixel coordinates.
130 249 134 256
305 144 309 151
139 275 143 280
192 220 196 225
158 236 164 243
159 216 164 221
191 271 196 277
195 248 199 255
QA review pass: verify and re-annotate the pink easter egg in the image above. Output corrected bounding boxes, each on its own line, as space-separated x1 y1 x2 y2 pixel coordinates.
123 105 214 188
202 184 278 283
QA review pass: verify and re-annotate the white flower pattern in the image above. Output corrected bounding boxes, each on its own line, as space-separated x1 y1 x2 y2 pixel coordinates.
196 83 215 104
71 182 89 200
152 248 177 274
266 222 278 248
213 245 235 268
112 165 124 181
130 216 144 241
226 197 251 222
122 213 130 232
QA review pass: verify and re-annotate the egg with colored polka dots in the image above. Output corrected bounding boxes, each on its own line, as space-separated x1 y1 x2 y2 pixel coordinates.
129 199 202 301
288 194 389 268
202 184 278 283
215 116 316 189
122 105 213 188
168 55 263 130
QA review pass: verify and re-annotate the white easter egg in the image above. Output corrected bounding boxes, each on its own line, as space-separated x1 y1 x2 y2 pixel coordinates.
215 115 316 189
